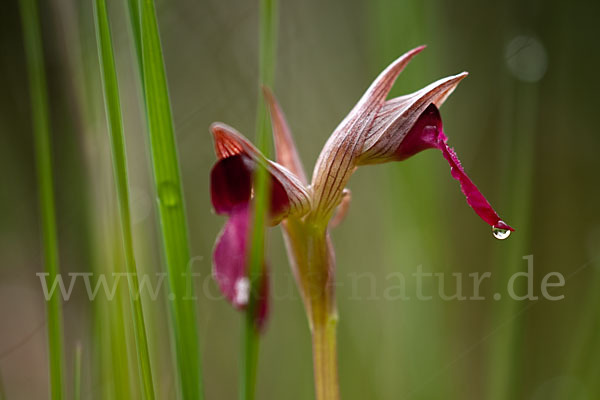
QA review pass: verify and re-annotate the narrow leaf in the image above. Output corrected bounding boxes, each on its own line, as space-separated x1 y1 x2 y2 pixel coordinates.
136 0 203 398
93 0 156 397
18 0 65 398
241 0 278 398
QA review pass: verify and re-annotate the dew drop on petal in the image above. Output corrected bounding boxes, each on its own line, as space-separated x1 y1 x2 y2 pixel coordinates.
492 224 511 240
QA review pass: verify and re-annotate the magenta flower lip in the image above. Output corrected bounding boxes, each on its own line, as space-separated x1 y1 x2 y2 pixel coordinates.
209 46 513 325
396 103 515 231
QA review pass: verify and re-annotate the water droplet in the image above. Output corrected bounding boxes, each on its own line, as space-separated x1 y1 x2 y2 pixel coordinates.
157 181 180 208
492 225 511 240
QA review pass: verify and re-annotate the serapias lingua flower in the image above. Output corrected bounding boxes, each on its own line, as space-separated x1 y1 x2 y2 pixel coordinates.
210 123 311 328
209 45 513 399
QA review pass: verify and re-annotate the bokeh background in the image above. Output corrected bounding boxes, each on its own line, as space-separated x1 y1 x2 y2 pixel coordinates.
1 0 599 399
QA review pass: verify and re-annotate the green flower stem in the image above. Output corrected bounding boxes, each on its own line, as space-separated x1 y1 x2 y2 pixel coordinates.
312 317 340 400
283 218 340 400
307 229 339 400
18 0 65 398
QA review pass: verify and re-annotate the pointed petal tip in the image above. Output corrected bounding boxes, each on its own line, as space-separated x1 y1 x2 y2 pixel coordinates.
495 220 515 231
445 71 469 85
407 44 427 55
262 87 309 185
387 45 427 71
210 122 247 159
210 121 231 135
210 121 223 131
210 122 231 142
211 122 247 140
434 72 469 88
261 86 278 115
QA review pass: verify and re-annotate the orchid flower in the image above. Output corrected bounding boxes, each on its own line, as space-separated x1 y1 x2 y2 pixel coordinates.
209 46 513 400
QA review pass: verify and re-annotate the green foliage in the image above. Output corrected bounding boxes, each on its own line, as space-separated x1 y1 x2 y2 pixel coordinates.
130 0 203 398
73 343 82 400
241 1 278 399
18 0 65 398
92 0 156 397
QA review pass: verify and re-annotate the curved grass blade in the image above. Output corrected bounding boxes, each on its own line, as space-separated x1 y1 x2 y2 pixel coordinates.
134 1 203 398
92 0 157 397
18 0 65 398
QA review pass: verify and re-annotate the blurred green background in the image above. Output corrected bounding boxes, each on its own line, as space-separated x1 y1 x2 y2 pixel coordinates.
1 0 599 399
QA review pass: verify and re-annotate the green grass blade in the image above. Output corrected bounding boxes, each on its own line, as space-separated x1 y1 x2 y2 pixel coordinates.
135 1 203 398
73 342 82 400
126 0 144 84
18 0 65 398
241 1 278 399
108 260 135 399
92 0 157 398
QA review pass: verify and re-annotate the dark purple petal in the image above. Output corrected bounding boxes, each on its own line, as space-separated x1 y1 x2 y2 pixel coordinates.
211 123 311 219
210 153 291 223
210 155 252 215
396 104 514 231
213 203 252 308
269 176 291 224
394 104 441 161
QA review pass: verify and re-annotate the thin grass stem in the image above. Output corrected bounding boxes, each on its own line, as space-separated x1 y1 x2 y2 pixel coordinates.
92 0 157 397
240 1 278 399
73 343 82 400
18 0 65 398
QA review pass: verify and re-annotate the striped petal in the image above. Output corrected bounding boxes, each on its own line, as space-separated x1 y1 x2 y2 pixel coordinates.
358 72 468 165
309 46 426 221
